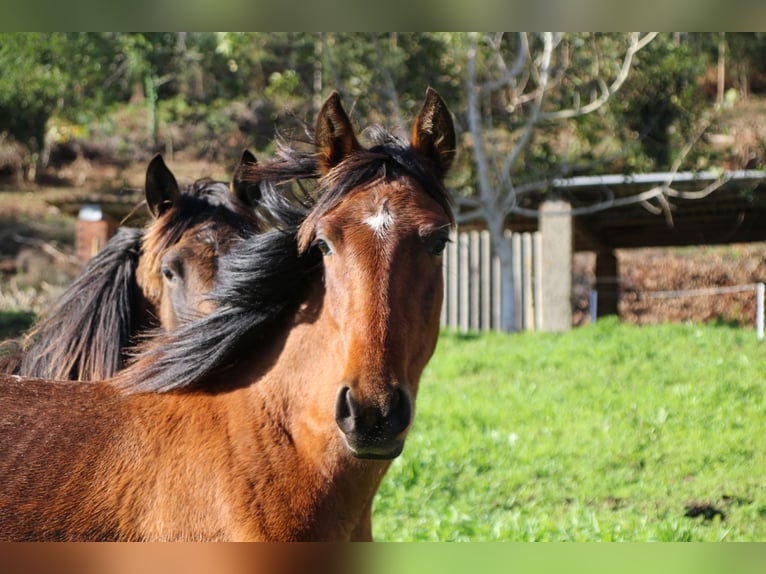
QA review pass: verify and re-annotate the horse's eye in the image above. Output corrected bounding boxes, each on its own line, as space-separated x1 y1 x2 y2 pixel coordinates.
313 238 333 257
427 234 450 256
161 266 176 282
160 258 183 283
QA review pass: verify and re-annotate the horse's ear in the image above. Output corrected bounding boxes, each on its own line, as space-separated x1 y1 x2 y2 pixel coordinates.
411 87 456 179
145 154 180 219
315 91 361 174
231 149 259 205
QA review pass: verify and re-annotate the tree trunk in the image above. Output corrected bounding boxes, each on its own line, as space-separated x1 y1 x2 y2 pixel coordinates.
313 33 323 113
145 75 159 148
717 32 726 106
486 215 516 332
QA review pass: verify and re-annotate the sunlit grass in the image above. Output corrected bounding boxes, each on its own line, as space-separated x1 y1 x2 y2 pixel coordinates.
373 319 766 541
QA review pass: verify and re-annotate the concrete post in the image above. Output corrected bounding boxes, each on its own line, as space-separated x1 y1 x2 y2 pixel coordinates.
75 204 116 264
539 200 572 332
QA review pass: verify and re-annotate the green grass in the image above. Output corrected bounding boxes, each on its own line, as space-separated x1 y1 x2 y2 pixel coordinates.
373 318 766 541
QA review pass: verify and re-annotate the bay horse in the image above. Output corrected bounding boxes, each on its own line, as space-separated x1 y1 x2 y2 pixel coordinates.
0 88 455 541
0 153 259 381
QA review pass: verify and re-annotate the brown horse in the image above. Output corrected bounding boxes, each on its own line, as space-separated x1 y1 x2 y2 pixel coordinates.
0 153 258 380
0 88 455 541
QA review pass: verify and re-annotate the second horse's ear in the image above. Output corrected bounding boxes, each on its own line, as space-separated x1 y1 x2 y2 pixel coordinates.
231 149 259 206
315 91 361 175
145 154 180 219
411 87 456 180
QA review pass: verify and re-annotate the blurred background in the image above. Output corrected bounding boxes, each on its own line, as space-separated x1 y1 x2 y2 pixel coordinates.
3 32 766 336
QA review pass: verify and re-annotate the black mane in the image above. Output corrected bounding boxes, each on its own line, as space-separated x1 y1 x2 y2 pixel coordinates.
8 177 262 382
16 227 145 381
115 227 321 393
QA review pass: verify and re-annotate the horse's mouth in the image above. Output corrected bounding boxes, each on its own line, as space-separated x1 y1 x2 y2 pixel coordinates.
343 436 405 460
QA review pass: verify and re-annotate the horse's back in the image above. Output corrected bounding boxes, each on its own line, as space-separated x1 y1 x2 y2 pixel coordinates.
0 375 244 540
0 375 127 540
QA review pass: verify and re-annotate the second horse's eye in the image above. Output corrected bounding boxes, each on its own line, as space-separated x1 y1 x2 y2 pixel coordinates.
160 256 183 283
161 266 175 281
313 238 333 257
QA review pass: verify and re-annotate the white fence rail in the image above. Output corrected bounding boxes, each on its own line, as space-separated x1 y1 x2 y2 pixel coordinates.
441 230 541 332
590 282 766 341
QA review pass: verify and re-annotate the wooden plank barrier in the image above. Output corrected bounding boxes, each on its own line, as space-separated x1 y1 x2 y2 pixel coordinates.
442 230 541 332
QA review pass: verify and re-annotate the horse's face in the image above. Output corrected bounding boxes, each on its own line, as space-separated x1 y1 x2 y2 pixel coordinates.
154 226 220 330
316 180 450 459
138 155 254 330
304 89 455 460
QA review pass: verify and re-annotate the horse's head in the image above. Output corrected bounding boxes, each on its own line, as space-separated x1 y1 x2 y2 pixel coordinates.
299 89 455 459
137 154 257 330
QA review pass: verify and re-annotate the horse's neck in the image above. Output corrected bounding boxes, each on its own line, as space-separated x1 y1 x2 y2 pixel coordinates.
225 288 390 540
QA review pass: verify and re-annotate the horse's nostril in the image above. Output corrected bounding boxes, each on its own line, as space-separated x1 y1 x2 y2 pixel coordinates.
386 386 401 414
389 387 412 434
336 384 412 440
335 386 355 434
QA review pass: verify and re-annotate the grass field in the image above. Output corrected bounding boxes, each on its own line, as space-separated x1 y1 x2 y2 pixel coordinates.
373 319 766 541
2 308 763 541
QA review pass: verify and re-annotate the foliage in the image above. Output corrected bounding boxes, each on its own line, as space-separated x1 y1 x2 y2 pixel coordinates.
720 33 766 94
2 32 765 184
0 34 69 153
612 34 707 171
373 320 766 541
0 310 34 340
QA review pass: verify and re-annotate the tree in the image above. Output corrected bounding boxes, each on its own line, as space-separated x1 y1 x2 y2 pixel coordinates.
720 33 766 98
0 33 139 176
0 34 69 164
613 34 706 170
458 32 658 331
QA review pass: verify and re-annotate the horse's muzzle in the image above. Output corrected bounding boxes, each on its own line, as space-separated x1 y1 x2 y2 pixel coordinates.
335 385 412 459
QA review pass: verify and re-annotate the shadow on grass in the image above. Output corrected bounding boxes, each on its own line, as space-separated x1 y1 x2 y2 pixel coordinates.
711 316 746 329
0 309 34 340
440 329 484 342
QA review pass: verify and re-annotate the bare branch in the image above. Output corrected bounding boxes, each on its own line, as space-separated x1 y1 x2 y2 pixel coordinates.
466 36 503 214
478 33 529 95
639 198 663 215
501 32 560 179
456 208 485 225
373 34 405 134
505 173 736 220
508 185 665 217
454 194 482 209
539 32 658 121
666 177 729 200
655 191 675 227
665 111 716 181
